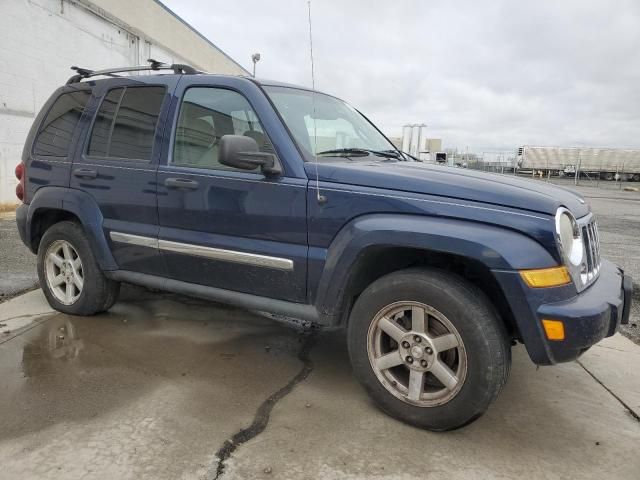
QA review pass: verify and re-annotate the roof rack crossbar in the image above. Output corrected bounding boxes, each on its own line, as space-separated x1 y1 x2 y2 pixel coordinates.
66 59 200 84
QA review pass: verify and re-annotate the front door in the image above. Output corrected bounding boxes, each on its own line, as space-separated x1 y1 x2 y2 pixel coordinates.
156 85 308 302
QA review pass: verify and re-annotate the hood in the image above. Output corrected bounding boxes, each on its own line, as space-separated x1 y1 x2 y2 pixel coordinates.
305 160 590 217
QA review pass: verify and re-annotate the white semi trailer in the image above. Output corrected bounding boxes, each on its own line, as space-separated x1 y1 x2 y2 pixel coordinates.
516 146 640 181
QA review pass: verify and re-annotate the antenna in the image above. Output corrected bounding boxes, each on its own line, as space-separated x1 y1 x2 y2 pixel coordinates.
307 0 325 204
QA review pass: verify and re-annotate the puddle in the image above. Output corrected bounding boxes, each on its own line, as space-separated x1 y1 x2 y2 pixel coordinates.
0 287 305 451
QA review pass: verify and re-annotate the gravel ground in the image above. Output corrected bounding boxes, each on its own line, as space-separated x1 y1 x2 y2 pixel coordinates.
0 211 38 302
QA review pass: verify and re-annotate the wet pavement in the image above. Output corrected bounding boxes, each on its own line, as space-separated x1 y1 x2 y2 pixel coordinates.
0 287 307 480
0 286 639 480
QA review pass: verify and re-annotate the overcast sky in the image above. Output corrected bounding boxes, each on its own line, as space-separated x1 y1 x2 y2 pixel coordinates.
162 0 640 152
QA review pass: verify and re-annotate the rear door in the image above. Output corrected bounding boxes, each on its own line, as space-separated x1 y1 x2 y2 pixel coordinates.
156 79 308 302
70 77 177 275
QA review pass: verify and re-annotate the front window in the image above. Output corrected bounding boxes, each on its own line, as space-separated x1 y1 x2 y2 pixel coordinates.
172 87 273 171
264 86 394 160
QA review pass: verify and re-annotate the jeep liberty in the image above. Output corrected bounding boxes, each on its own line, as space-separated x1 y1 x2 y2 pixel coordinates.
15 63 633 430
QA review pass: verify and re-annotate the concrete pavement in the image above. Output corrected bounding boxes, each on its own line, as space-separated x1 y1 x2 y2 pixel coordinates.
0 287 307 480
0 287 638 480
225 333 640 480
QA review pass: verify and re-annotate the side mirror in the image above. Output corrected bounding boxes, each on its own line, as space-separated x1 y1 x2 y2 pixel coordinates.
219 135 281 176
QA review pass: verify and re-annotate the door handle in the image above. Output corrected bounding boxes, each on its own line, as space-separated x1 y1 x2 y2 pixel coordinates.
73 168 98 179
164 177 199 190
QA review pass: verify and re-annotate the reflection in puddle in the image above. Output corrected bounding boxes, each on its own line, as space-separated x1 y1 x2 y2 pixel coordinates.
46 318 83 360
21 317 83 378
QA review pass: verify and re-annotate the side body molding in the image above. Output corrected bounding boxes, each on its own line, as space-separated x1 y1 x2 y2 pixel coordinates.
26 186 118 270
313 214 558 319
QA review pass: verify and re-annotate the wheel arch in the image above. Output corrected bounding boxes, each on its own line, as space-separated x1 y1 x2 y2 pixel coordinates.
314 213 557 336
26 187 118 270
338 247 520 339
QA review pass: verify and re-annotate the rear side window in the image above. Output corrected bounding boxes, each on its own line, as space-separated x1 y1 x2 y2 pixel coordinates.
33 90 91 157
88 86 165 161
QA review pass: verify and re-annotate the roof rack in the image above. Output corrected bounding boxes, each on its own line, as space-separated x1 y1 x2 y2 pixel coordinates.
66 59 201 84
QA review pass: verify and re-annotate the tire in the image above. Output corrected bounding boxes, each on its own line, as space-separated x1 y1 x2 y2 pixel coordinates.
37 221 120 315
347 268 511 431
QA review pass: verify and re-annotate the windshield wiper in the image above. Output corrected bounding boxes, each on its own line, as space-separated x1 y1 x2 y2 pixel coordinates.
380 149 414 161
317 148 401 159
394 150 423 162
316 148 371 157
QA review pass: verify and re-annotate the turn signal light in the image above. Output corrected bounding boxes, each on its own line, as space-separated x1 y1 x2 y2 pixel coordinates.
542 319 565 341
520 266 571 288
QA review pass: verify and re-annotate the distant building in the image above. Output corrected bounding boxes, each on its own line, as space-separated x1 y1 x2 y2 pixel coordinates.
396 124 443 161
425 138 442 155
0 0 249 205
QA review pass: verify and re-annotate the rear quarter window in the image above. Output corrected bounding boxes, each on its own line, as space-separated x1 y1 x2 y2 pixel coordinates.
33 90 91 157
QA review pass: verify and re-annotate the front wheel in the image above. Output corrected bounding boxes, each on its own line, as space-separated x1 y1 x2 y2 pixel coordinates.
347 268 511 431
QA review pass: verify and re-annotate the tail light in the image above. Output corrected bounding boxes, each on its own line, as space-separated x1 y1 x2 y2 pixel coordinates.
15 162 25 202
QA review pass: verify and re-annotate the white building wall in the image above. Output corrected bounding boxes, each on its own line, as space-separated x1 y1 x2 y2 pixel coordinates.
0 0 248 205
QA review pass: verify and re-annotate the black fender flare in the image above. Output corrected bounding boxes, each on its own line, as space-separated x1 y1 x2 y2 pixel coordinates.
26 186 118 270
314 213 558 319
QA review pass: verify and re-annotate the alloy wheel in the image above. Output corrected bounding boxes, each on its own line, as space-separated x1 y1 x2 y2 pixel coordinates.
44 240 84 305
367 301 467 407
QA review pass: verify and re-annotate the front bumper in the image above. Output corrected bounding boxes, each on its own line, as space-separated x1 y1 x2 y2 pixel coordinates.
494 259 632 365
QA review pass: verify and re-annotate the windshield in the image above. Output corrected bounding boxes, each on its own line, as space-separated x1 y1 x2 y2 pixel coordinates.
264 86 396 160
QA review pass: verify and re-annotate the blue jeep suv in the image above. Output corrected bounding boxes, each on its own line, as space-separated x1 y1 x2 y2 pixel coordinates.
15 63 633 431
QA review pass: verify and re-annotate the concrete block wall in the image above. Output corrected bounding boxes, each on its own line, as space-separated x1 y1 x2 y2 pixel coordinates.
0 0 247 206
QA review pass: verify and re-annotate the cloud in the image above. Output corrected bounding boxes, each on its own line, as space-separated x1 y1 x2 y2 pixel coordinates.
162 0 640 151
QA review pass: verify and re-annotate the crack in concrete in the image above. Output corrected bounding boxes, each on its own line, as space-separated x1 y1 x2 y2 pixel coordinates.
206 324 319 480
577 360 640 422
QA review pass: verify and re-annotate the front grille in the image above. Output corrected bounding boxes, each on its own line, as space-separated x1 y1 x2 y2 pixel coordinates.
580 217 601 284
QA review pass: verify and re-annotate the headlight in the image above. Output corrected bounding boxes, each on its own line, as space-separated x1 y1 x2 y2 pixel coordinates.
555 208 583 267
554 207 601 292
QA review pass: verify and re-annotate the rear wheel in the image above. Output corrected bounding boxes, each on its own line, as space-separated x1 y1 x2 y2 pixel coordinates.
347 268 511 431
38 221 120 315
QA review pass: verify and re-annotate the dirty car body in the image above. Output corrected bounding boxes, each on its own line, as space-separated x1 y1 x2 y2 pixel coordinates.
15 66 633 430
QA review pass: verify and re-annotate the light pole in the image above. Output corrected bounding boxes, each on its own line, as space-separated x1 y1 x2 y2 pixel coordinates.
251 53 261 77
